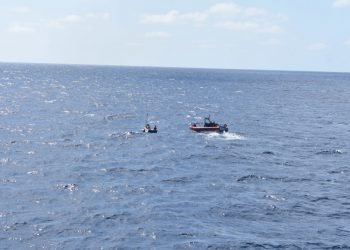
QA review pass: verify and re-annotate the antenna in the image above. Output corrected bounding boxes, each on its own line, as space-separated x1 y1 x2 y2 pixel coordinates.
145 113 149 125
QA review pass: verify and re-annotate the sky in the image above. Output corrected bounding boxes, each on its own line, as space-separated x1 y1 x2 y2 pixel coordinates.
0 0 350 72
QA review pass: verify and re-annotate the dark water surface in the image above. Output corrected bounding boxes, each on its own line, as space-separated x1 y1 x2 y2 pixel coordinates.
1 63 350 249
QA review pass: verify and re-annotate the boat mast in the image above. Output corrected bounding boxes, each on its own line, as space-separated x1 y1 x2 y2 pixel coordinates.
145 113 149 125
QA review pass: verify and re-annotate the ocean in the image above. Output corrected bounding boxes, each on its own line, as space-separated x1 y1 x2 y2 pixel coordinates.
0 63 350 249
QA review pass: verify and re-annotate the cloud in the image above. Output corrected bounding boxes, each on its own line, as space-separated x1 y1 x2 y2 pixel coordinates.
334 0 350 7
142 10 179 24
260 38 281 45
9 24 34 33
11 6 30 13
61 15 83 23
85 12 110 20
217 21 258 31
309 43 328 51
208 3 241 15
48 12 110 29
144 31 170 38
245 7 267 17
141 2 284 33
142 10 209 24
345 39 350 46
181 12 208 22
193 41 217 49
48 15 83 28
217 20 281 33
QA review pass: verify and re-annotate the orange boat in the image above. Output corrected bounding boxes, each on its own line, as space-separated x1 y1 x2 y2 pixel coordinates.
190 116 228 133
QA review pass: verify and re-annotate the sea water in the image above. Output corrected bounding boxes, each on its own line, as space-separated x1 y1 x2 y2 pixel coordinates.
1 63 350 249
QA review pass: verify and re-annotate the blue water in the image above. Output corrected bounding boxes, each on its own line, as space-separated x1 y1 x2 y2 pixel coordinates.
1 63 350 249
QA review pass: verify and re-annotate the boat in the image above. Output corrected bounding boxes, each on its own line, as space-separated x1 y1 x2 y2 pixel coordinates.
189 116 228 133
143 123 157 133
142 114 158 133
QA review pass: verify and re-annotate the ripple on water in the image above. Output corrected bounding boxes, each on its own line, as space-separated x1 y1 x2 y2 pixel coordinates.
162 176 198 184
316 149 343 155
104 113 135 121
236 174 312 183
56 183 78 192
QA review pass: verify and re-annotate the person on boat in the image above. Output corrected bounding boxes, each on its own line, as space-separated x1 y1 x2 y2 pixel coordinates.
145 124 151 129
153 125 157 131
204 117 210 127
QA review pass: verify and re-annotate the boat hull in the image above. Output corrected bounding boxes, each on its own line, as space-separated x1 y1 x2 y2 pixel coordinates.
143 128 157 133
189 125 228 133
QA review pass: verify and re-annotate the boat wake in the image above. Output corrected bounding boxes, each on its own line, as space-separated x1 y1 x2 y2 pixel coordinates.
109 131 142 139
204 132 246 141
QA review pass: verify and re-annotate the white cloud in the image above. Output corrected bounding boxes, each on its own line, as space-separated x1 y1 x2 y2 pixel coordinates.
48 15 83 29
181 12 208 22
85 12 110 20
217 21 281 33
142 10 209 24
141 2 284 34
193 41 217 49
245 7 267 17
61 15 83 23
345 39 350 46
260 38 281 45
309 43 328 51
217 21 258 31
142 10 179 24
208 3 241 15
9 24 34 33
47 12 110 29
11 6 30 13
144 31 170 38
334 0 350 7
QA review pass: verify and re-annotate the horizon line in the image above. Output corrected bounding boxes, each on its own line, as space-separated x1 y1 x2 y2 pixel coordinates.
0 60 349 75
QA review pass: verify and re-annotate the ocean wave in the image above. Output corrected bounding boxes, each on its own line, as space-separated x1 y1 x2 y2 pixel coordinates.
162 176 197 184
328 169 348 174
204 132 246 141
237 174 267 182
1 178 16 183
102 166 152 174
310 196 333 202
109 131 141 139
104 113 135 121
264 194 286 201
207 242 305 249
56 183 78 192
262 151 275 155
237 174 312 183
0 158 10 165
316 149 343 155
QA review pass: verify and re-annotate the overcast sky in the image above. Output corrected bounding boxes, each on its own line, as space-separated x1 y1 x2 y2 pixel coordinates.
1 0 350 72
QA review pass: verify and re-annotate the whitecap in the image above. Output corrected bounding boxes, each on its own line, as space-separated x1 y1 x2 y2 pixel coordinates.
265 194 286 201
57 183 78 192
205 132 246 141
0 158 10 164
316 149 343 155
27 171 39 175
42 142 57 146
44 100 56 103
